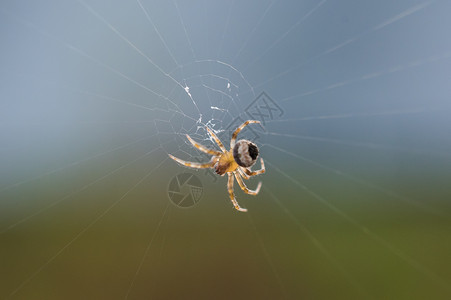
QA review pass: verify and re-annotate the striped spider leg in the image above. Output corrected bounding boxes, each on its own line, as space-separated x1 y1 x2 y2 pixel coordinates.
167 154 217 169
205 126 227 153
230 120 261 149
240 158 266 177
234 171 262 195
227 173 247 212
186 134 221 156
167 131 220 169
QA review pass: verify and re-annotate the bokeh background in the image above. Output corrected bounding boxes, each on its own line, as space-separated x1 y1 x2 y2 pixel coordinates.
1 0 451 299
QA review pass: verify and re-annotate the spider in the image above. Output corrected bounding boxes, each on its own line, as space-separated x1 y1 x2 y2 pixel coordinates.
168 120 265 212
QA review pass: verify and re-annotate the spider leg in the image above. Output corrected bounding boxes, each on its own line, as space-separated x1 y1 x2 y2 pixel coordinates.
234 172 261 195
238 168 250 180
186 134 221 156
240 158 265 176
205 126 227 153
227 173 247 212
230 120 260 149
168 154 216 169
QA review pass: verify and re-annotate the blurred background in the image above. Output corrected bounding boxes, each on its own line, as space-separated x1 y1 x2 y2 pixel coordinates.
1 0 451 299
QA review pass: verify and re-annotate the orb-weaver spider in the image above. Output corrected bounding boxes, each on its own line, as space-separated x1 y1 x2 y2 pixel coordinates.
168 120 265 212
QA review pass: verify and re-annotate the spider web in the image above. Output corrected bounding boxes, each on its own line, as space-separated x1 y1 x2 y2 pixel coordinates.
1 0 451 299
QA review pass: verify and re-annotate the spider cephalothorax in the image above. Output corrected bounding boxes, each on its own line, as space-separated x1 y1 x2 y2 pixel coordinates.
168 120 265 212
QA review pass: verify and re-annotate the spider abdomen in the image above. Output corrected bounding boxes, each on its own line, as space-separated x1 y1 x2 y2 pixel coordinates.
233 140 259 168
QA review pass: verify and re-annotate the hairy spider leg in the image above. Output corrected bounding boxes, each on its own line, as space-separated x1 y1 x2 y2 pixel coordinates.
168 154 216 169
230 120 260 149
205 126 227 153
186 134 222 156
238 168 251 180
234 171 261 195
240 158 266 177
227 173 247 212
